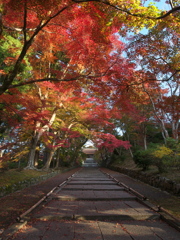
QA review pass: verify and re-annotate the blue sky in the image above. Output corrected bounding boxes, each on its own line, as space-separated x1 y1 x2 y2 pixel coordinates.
120 0 172 39
144 0 171 10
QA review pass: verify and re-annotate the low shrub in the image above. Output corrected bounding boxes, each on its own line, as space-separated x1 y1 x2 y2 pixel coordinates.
133 149 153 171
152 144 180 172
133 139 180 173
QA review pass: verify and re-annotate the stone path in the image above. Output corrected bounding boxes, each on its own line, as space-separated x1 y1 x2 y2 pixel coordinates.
7 168 180 239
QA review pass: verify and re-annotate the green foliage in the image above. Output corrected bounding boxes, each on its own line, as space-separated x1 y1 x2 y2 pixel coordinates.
0 34 32 84
151 145 172 172
0 157 28 170
152 145 173 159
75 152 86 166
166 139 180 169
0 169 49 187
166 137 179 150
59 159 71 168
133 149 153 171
134 139 180 173
146 125 164 144
109 148 126 165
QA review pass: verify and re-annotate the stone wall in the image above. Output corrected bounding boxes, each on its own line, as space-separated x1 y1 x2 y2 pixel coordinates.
109 166 180 196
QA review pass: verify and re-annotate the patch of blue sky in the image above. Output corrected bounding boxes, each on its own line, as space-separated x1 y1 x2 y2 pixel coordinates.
141 0 171 34
118 0 171 42
144 0 170 10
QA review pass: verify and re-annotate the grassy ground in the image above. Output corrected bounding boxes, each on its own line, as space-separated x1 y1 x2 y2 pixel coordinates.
0 169 48 187
114 155 180 183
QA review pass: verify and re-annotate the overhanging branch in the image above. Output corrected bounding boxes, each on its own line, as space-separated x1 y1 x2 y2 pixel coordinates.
72 0 180 20
8 77 82 89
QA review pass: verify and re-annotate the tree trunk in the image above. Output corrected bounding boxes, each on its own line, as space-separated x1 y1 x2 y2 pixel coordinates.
34 141 40 167
160 123 169 145
172 121 179 141
143 134 147 150
129 147 134 158
141 124 147 150
55 148 61 169
143 85 169 144
0 150 3 158
25 111 57 169
43 148 56 170
25 132 40 169
43 146 51 165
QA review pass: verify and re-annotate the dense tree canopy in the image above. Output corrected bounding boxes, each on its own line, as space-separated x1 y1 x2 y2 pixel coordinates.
0 0 179 169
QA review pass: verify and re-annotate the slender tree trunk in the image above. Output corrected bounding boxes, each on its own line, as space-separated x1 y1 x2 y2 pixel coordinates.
160 124 169 145
143 84 169 144
141 124 147 150
172 121 179 141
161 120 169 138
143 135 147 150
43 146 50 165
124 132 134 158
26 132 40 169
43 148 56 170
34 141 40 167
55 148 61 169
129 147 134 158
0 150 3 158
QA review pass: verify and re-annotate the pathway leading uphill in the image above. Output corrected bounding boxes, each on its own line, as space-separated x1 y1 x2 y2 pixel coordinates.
5 168 180 239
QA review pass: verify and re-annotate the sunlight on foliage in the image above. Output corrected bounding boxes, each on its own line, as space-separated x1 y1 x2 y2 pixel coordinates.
152 145 173 159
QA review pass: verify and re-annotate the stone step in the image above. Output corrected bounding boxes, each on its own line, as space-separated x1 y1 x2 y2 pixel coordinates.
68 181 116 185
82 163 98 167
52 190 137 201
63 185 124 190
33 200 159 221
12 219 180 240
71 178 111 181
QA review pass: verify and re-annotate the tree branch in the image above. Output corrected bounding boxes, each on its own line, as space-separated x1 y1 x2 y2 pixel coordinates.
72 0 180 19
23 0 27 43
0 4 74 95
8 77 84 89
169 0 175 9
0 12 3 36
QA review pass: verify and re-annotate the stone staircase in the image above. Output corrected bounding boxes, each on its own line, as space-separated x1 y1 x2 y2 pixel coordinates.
82 157 98 167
